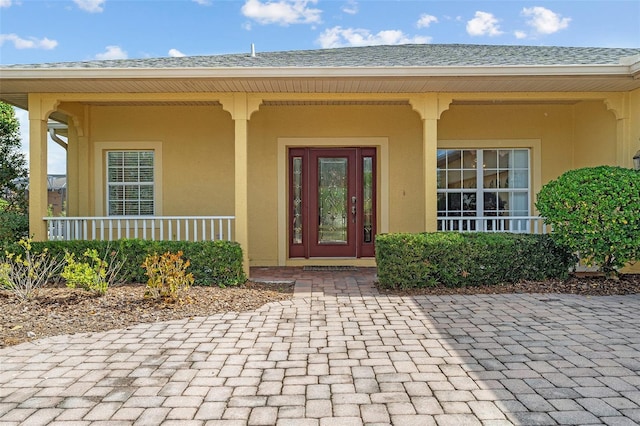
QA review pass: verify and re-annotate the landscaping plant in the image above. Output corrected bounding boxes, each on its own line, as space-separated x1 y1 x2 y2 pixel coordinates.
32 239 245 286
536 166 640 278
0 102 29 245
61 248 123 295
142 250 194 301
0 238 61 300
376 232 575 289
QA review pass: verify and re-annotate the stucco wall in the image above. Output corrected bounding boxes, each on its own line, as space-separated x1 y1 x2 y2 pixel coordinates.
573 101 617 167
438 103 576 186
89 105 235 216
248 104 424 265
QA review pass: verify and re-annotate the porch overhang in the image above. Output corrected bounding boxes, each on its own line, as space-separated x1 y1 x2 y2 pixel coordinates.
2 62 640 111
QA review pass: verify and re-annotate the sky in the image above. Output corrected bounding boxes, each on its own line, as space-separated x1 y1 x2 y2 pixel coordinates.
1 0 639 174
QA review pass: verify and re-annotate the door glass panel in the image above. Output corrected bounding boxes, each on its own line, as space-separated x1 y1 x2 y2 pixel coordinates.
363 157 373 243
318 157 348 244
292 157 303 244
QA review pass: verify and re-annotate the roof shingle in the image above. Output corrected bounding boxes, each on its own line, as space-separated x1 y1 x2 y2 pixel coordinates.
5 44 639 69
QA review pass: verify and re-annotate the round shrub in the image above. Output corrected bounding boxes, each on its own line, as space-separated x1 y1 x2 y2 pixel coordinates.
536 166 640 277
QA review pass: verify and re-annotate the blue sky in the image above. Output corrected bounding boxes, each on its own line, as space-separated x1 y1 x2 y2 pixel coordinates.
1 0 639 66
1 0 639 174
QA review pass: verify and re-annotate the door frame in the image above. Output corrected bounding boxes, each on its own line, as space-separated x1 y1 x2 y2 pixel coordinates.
290 147 374 258
277 137 389 266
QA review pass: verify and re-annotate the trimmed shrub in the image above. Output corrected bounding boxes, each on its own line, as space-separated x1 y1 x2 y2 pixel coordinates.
28 239 246 286
536 166 640 277
375 232 575 289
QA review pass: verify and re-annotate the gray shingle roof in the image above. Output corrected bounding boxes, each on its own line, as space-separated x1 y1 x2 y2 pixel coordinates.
6 44 640 69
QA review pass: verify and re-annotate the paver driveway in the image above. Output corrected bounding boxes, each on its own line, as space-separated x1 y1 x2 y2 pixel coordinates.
1 267 639 425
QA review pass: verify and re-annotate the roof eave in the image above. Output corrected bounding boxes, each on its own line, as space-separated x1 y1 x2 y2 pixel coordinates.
0 64 636 79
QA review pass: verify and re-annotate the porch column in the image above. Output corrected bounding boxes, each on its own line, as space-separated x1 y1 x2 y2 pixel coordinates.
27 94 56 241
626 89 640 169
605 92 640 169
235 112 250 277
409 95 442 232
220 94 261 277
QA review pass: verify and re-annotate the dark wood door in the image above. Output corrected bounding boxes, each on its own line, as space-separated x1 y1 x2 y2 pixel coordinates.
308 149 357 257
289 147 376 258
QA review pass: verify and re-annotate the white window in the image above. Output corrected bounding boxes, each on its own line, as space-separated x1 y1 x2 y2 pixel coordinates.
437 149 530 230
106 151 155 216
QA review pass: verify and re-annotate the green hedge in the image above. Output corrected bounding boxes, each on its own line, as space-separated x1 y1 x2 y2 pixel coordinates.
375 232 575 289
9 239 246 287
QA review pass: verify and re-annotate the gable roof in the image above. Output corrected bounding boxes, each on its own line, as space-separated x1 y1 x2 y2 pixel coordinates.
2 44 639 111
5 44 640 68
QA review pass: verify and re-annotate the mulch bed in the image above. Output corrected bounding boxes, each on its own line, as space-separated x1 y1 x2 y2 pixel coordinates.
0 282 294 348
377 273 640 296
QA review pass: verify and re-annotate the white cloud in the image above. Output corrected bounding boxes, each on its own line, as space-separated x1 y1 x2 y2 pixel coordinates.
342 0 357 15
417 14 438 28
522 6 570 35
168 48 186 57
95 45 128 60
0 0 12 8
192 0 211 5
514 30 527 39
0 34 58 50
317 26 430 49
73 0 105 13
466 11 503 37
241 0 322 25
14 108 29 161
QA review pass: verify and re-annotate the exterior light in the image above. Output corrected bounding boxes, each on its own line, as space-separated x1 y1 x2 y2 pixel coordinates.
634 150 640 171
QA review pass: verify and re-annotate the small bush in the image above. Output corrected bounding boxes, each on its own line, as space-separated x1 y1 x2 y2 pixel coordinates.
142 250 194 301
0 261 10 288
61 248 123 295
30 239 246 286
376 232 575 289
0 209 29 247
1 238 62 300
536 166 640 277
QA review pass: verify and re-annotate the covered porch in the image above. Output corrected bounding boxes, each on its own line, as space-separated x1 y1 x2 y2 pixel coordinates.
25 91 637 276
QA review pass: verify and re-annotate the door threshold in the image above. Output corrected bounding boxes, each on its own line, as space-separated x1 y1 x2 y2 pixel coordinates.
303 266 359 271
285 258 376 268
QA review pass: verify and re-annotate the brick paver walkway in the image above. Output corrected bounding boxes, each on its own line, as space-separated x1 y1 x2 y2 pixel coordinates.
1 267 639 425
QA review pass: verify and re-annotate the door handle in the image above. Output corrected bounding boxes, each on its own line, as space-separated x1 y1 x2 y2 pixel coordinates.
351 196 357 222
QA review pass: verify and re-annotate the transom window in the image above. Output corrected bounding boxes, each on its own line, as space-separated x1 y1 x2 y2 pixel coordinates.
107 151 154 216
437 149 530 230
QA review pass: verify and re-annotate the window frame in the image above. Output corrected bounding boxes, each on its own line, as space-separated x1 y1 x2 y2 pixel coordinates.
436 139 541 226
106 150 156 216
93 141 163 217
437 148 531 218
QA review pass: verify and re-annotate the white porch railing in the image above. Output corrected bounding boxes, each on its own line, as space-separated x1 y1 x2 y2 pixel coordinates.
437 216 548 234
44 216 235 242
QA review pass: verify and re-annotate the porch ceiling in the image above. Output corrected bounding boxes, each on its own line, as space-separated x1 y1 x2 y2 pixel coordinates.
2 73 639 111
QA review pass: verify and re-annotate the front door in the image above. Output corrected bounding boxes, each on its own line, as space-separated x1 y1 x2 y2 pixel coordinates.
289 147 376 258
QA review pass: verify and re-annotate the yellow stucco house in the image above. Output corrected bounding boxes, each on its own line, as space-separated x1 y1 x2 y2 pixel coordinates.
1 44 639 275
